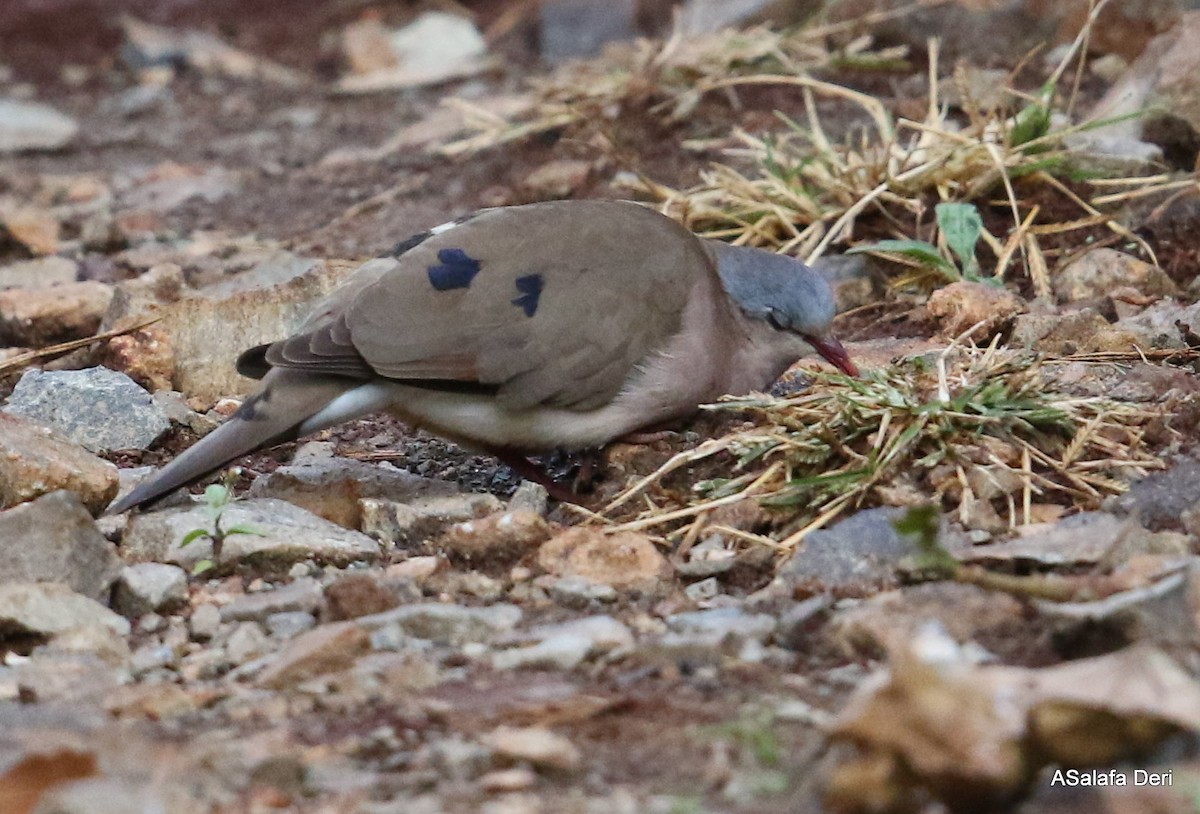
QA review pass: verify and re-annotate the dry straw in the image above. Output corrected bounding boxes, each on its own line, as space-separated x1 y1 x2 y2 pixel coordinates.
596 339 1168 548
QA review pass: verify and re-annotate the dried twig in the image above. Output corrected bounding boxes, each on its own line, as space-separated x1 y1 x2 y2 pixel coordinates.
0 316 162 377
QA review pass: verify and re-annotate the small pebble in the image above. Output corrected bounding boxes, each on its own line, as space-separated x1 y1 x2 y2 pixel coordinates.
190 603 222 641
684 577 721 602
266 611 316 639
479 767 538 793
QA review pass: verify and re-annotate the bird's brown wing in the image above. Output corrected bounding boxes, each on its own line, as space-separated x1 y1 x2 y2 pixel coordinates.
257 201 714 411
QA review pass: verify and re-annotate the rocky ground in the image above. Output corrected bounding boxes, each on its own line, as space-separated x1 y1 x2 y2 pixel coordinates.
4 1 1200 813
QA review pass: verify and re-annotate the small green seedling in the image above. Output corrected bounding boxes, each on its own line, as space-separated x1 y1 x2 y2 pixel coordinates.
180 471 261 575
1009 81 1055 148
893 503 957 578
849 201 990 284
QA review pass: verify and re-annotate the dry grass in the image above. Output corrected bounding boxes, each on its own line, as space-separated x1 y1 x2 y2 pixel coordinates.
638 46 1170 290
436 2 926 158
595 341 1170 548
444 0 1186 294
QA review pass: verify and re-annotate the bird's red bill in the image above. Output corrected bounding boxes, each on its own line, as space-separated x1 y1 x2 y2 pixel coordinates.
806 335 860 377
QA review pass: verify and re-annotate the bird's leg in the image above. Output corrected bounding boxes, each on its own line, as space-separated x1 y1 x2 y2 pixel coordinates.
574 450 597 492
616 418 686 445
490 447 584 503
618 429 677 444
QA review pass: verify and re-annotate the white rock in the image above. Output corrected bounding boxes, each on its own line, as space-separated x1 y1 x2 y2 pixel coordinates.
0 98 78 153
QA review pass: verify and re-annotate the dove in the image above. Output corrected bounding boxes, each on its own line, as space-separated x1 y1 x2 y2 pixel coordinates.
109 200 856 512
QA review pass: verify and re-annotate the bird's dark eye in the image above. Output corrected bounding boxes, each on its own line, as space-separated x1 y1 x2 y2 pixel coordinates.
767 309 790 330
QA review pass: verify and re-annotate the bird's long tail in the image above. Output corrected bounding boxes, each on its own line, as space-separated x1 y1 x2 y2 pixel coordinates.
107 370 392 514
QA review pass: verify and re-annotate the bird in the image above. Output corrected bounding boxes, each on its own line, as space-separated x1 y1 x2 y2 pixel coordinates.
108 199 857 514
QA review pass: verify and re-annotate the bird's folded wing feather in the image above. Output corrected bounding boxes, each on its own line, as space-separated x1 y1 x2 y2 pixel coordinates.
256 202 713 411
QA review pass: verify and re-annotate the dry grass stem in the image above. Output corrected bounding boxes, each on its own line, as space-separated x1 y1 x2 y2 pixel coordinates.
600 347 1170 549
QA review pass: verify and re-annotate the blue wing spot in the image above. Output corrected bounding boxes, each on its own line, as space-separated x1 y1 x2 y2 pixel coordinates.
427 248 481 291
511 274 543 317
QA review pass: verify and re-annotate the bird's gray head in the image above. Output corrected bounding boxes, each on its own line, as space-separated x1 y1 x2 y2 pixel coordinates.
708 241 858 376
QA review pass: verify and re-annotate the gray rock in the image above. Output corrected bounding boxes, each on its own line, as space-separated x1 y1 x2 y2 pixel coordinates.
665 607 776 645
777 507 923 595
102 83 173 117
120 16 305 86
0 582 129 637
673 535 740 578
0 98 78 153
220 578 324 622
490 634 592 670
287 562 313 579
122 498 381 570
9 650 126 706
961 512 1128 568
1059 133 1165 179
0 256 78 289
547 576 618 608
32 778 163 814
266 611 317 638
1115 299 1200 350
369 623 410 652
829 582 1030 661
5 368 170 454
248 458 461 529
357 602 522 645
40 623 131 669
1087 12 1200 165
178 647 231 682
227 621 270 663
493 615 633 671
189 603 222 641
130 642 177 675
0 491 121 600
151 390 219 435
291 440 336 462
540 0 637 63
1108 458 1200 531
429 736 493 781
684 577 721 602
335 12 489 92
137 613 165 633
678 0 803 35
774 596 834 650
507 481 549 516
1036 568 1198 655
112 563 188 616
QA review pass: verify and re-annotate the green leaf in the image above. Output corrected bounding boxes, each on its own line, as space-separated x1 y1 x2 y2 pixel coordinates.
847 239 958 279
192 559 215 576
935 202 983 279
180 528 210 548
1011 82 1055 147
204 484 230 510
223 524 264 538
893 504 956 576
